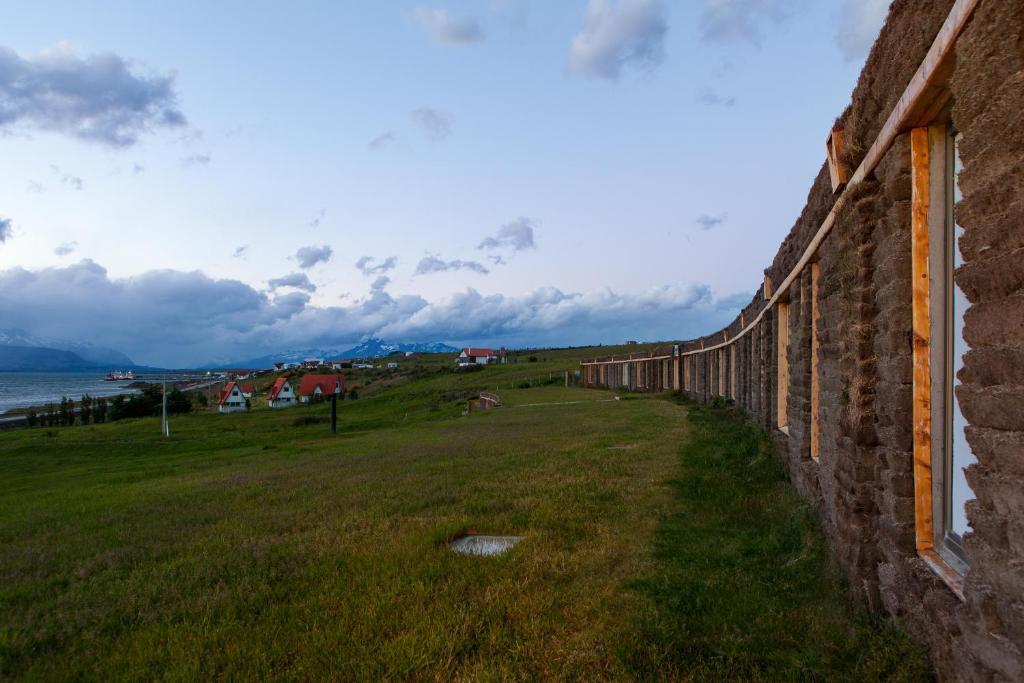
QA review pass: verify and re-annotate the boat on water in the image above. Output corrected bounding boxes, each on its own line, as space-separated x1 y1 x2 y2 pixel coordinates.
105 370 136 382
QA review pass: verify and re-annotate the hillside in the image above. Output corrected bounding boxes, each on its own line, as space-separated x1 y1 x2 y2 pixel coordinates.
0 350 928 679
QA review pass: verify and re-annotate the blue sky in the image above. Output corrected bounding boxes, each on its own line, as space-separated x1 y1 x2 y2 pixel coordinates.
0 0 889 366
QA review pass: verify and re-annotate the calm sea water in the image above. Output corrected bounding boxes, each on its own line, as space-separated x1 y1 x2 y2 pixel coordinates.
0 373 144 414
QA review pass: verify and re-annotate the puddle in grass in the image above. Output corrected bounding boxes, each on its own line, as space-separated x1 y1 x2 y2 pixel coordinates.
450 534 523 557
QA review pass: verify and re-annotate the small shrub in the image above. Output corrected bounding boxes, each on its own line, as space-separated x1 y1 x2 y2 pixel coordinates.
292 415 329 427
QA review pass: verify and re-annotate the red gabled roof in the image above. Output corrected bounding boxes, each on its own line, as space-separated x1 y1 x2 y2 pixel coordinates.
298 374 344 397
461 347 496 357
218 381 238 406
239 383 255 395
268 377 290 400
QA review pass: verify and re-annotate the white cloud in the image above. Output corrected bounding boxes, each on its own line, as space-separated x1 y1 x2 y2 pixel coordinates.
50 165 83 190
307 208 326 228
268 272 316 292
699 0 794 47
410 108 453 140
695 213 726 230
477 217 536 251
53 241 77 256
695 87 736 108
0 260 746 366
412 6 484 45
568 0 667 80
414 256 489 275
0 41 186 147
355 255 398 276
233 245 248 259
181 153 211 166
0 217 11 243
368 131 396 150
295 244 333 269
836 0 889 62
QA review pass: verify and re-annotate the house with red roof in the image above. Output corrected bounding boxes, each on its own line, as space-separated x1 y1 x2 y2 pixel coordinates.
267 378 297 408
218 381 248 413
239 383 255 398
298 374 344 403
457 347 507 366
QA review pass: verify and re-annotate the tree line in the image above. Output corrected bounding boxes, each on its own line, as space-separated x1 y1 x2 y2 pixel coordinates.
25 386 193 428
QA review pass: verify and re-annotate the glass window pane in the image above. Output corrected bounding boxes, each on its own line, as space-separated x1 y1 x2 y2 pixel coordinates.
950 134 975 538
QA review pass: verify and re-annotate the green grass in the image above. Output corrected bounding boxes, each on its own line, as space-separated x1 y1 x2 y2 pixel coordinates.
621 398 931 681
0 362 929 680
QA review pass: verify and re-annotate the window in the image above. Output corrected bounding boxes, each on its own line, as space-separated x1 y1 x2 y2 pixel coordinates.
777 301 790 432
911 123 974 587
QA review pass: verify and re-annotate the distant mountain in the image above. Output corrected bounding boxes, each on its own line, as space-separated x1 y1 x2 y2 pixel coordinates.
342 338 458 359
0 328 135 367
215 338 459 369
0 345 105 372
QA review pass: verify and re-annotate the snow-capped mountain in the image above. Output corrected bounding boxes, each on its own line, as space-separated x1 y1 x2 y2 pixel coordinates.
0 328 135 367
217 338 458 369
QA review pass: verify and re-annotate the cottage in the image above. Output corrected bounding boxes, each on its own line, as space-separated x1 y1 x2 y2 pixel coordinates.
386 362 398 369
298 374 344 403
329 359 352 370
267 378 297 408
239 383 255 398
457 347 501 366
302 358 324 369
273 362 285 371
218 381 248 413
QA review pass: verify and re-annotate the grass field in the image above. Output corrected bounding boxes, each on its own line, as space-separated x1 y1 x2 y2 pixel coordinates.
0 358 930 680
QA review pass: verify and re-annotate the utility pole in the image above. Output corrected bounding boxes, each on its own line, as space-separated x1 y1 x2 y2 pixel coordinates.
162 374 169 437
330 392 337 433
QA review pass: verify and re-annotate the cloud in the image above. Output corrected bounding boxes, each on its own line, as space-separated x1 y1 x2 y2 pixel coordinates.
414 256 489 276
50 165 83 190
26 180 44 193
699 0 794 47
355 255 398 276
232 245 248 258
368 131 396 150
307 208 326 228
181 153 211 166
477 217 536 251
487 254 507 266
0 259 746 366
412 6 484 45
0 41 186 147
695 87 736 107
836 0 889 62
0 217 11 243
268 272 316 292
696 213 726 230
568 0 667 80
132 163 145 175
370 275 390 291
53 241 77 256
295 244 333 269
410 108 452 140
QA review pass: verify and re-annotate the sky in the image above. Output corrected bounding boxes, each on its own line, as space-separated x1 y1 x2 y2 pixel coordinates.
0 0 891 367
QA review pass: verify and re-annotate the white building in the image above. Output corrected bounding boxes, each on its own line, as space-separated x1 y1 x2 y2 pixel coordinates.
268 378 297 408
218 381 248 413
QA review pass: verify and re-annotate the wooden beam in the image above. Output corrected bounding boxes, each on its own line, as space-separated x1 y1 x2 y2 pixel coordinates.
911 126 933 552
777 302 790 431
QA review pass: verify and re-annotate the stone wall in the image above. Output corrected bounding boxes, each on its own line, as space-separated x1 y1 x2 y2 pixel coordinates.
579 1 1023 679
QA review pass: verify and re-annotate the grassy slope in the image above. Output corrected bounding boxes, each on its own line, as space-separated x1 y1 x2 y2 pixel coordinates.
0 358 929 680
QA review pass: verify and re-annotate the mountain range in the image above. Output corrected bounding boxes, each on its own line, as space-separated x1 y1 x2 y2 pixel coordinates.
218 338 459 369
0 329 137 372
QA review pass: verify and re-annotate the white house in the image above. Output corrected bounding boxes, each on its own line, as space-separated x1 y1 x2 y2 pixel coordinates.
457 347 507 366
268 378 297 408
387 362 399 369
218 381 248 413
